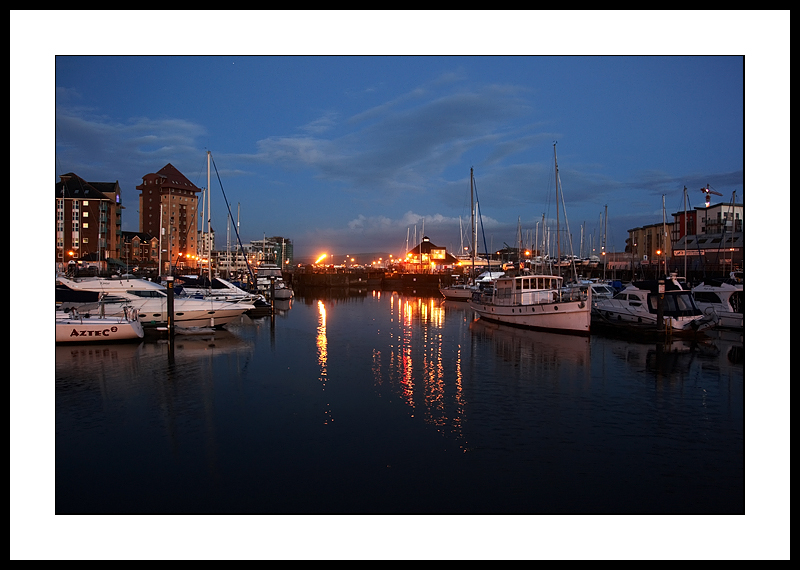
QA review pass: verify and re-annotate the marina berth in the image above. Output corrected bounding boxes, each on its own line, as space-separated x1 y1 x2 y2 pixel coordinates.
56 304 144 343
172 275 269 307
592 275 716 336
256 262 294 300
440 271 506 301
56 275 252 329
691 279 744 330
468 274 591 335
468 143 591 335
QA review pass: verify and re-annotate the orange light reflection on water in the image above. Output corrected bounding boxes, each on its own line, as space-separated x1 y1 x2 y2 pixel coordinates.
316 300 332 424
372 294 467 448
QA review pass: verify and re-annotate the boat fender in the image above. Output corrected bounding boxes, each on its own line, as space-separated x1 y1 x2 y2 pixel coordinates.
579 301 585 308
690 319 699 330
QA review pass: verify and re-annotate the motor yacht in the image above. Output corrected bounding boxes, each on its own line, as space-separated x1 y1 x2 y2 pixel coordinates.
593 276 716 335
56 275 252 329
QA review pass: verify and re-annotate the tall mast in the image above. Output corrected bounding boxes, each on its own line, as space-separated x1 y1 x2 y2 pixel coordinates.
554 143 561 278
603 204 608 281
207 150 211 281
683 186 687 278
662 194 667 276
470 167 475 276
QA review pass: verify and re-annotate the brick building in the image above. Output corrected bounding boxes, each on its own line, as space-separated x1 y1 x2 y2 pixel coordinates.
136 163 202 274
55 173 123 273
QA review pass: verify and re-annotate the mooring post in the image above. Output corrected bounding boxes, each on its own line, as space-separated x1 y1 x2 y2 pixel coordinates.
656 278 665 333
166 275 175 337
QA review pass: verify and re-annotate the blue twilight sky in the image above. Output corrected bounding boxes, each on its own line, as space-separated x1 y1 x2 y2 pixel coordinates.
52 53 744 262
33 12 774 264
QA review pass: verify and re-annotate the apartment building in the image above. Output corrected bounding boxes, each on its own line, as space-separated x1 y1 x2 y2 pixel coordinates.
55 173 123 272
136 163 202 275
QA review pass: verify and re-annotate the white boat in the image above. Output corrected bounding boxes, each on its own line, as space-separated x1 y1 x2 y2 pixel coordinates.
256 263 294 299
692 280 744 330
172 275 269 307
56 275 252 329
593 276 716 335
468 144 591 336
469 273 591 335
56 305 144 343
440 271 506 301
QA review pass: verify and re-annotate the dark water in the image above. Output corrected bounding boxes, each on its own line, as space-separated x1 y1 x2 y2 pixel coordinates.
55 289 743 515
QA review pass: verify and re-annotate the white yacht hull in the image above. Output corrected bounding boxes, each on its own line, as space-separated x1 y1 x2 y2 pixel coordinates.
440 285 475 301
468 297 591 335
56 311 144 343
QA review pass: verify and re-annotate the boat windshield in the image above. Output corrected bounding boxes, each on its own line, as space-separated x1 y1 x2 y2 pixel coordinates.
129 290 167 298
647 291 700 316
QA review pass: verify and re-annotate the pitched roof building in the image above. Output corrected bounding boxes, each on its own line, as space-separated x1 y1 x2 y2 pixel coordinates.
136 163 202 274
403 236 459 270
55 173 123 272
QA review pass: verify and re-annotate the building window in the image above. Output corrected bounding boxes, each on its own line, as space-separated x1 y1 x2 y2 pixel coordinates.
83 211 89 218
83 223 89 229
83 201 89 206
82 238 89 244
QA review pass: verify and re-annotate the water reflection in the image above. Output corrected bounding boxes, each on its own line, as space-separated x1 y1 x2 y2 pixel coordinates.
317 299 332 424
371 293 468 447
55 289 744 514
469 318 591 375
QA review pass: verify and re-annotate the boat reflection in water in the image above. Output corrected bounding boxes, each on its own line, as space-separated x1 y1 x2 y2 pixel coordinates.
469 318 591 373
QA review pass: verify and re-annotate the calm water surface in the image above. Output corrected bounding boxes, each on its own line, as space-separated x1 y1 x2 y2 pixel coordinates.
55 289 744 514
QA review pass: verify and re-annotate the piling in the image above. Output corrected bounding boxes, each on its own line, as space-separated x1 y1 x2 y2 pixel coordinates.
166 276 175 337
656 278 665 333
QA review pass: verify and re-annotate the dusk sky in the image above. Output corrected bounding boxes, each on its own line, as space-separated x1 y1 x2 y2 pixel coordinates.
13 10 789 560
51 53 745 262
32 13 774 264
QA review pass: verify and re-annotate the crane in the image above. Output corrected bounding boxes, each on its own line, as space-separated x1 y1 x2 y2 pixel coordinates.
701 184 723 207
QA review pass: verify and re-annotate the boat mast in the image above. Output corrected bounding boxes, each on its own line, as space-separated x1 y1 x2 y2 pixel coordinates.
471 167 476 277
683 186 687 279
602 204 608 281
662 194 667 277
206 150 213 283
554 143 561 279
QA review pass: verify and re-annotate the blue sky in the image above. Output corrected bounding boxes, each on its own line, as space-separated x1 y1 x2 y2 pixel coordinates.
51 53 745 262
28 12 776 264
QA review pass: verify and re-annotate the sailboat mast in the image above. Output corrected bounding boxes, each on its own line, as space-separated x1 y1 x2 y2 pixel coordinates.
683 186 687 278
662 194 667 276
603 204 608 281
554 143 561 279
471 167 476 276
206 150 213 283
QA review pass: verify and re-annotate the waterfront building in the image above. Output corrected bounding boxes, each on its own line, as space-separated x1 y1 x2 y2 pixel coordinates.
136 163 202 275
55 173 123 274
249 237 294 267
120 231 160 275
626 196 744 277
402 236 459 272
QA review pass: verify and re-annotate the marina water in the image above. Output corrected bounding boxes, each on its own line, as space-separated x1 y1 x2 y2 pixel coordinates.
55 288 743 514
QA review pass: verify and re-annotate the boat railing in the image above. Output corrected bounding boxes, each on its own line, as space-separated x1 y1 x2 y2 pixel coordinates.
477 287 587 306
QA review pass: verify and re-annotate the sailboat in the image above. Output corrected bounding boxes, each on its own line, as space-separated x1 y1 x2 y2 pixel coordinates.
468 144 591 335
440 168 503 300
